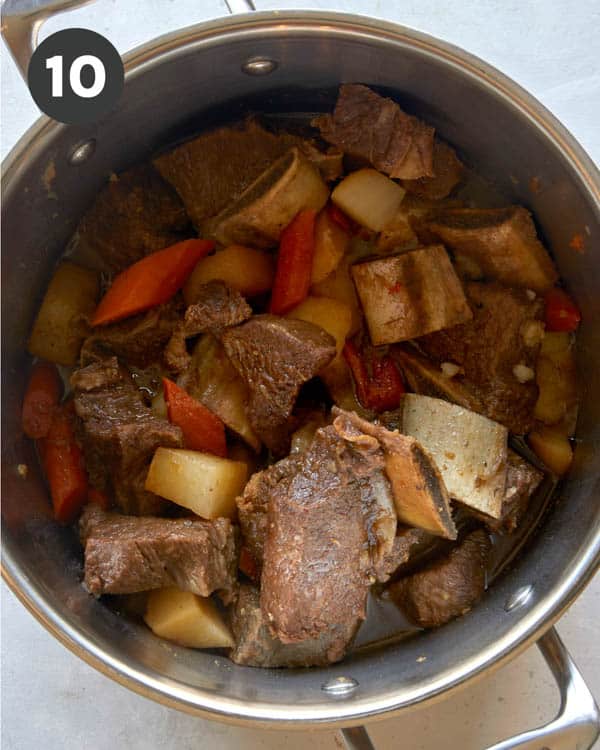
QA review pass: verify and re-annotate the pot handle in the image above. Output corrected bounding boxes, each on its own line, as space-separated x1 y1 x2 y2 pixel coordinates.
339 627 600 750
0 0 257 81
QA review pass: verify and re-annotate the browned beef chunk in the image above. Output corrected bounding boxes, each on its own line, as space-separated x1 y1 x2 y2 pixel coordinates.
154 119 342 231
81 300 182 369
402 140 464 200
464 451 543 534
388 529 491 628
71 358 183 515
221 315 336 453
230 585 358 667
164 281 252 373
416 282 545 434
426 206 558 292
260 425 378 653
80 505 237 601
313 84 435 180
236 455 302 571
75 164 190 274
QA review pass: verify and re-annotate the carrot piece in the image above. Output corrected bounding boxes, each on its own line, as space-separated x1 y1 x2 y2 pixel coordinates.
22 361 63 439
88 487 111 511
544 288 581 332
327 202 358 235
38 404 88 523
162 378 227 457
92 239 214 326
269 209 317 315
343 341 405 412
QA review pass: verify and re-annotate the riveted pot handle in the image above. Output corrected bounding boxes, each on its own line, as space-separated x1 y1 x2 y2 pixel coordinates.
338 627 600 750
0 0 255 81
485 627 599 750
1 0 96 80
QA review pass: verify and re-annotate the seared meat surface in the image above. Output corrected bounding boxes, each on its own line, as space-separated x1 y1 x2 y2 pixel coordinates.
388 529 491 627
71 358 182 515
154 119 342 231
260 424 378 652
230 585 357 667
426 206 559 292
80 505 237 600
222 315 336 453
80 300 182 369
165 281 252 372
314 84 435 180
76 164 190 274
417 282 544 434
236 455 302 571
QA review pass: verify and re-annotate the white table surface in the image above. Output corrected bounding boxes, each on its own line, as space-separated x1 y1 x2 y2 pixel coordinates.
2 1 599 748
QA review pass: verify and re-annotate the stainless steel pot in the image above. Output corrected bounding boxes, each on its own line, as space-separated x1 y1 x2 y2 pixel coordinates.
2 3 599 749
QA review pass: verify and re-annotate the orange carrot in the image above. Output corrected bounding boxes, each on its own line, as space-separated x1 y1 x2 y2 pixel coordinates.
162 378 227 457
269 209 317 315
22 361 63 439
38 404 88 523
92 239 214 326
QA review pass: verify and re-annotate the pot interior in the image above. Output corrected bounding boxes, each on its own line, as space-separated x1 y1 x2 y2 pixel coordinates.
2 13 599 725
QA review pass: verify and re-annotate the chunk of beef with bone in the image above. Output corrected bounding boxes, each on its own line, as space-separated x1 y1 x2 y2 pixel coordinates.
260 421 393 652
71 358 182 515
333 409 456 540
426 206 558 292
164 281 252 373
154 119 341 231
222 315 336 454
206 147 329 249
80 505 237 602
351 245 472 346
314 84 435 180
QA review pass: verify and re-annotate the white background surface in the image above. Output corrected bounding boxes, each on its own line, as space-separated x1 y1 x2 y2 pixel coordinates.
2 1 599 748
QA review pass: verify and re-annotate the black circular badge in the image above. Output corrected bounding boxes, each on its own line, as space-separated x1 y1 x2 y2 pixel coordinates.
28 28 124 125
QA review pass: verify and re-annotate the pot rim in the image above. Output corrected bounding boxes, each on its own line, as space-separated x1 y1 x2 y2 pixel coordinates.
2 9 599 729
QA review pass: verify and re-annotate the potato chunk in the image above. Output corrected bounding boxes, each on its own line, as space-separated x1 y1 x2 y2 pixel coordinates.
529 427 573 476
331 168 406 232
145 448 248 519
427 207 558 292
145 587 234 648
28 261 99 366
287 296 352 360
311 208 350 284
207 148 329 248
400 394 508 518
352 245 472 345
183 244 274 303
534 332 578 428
